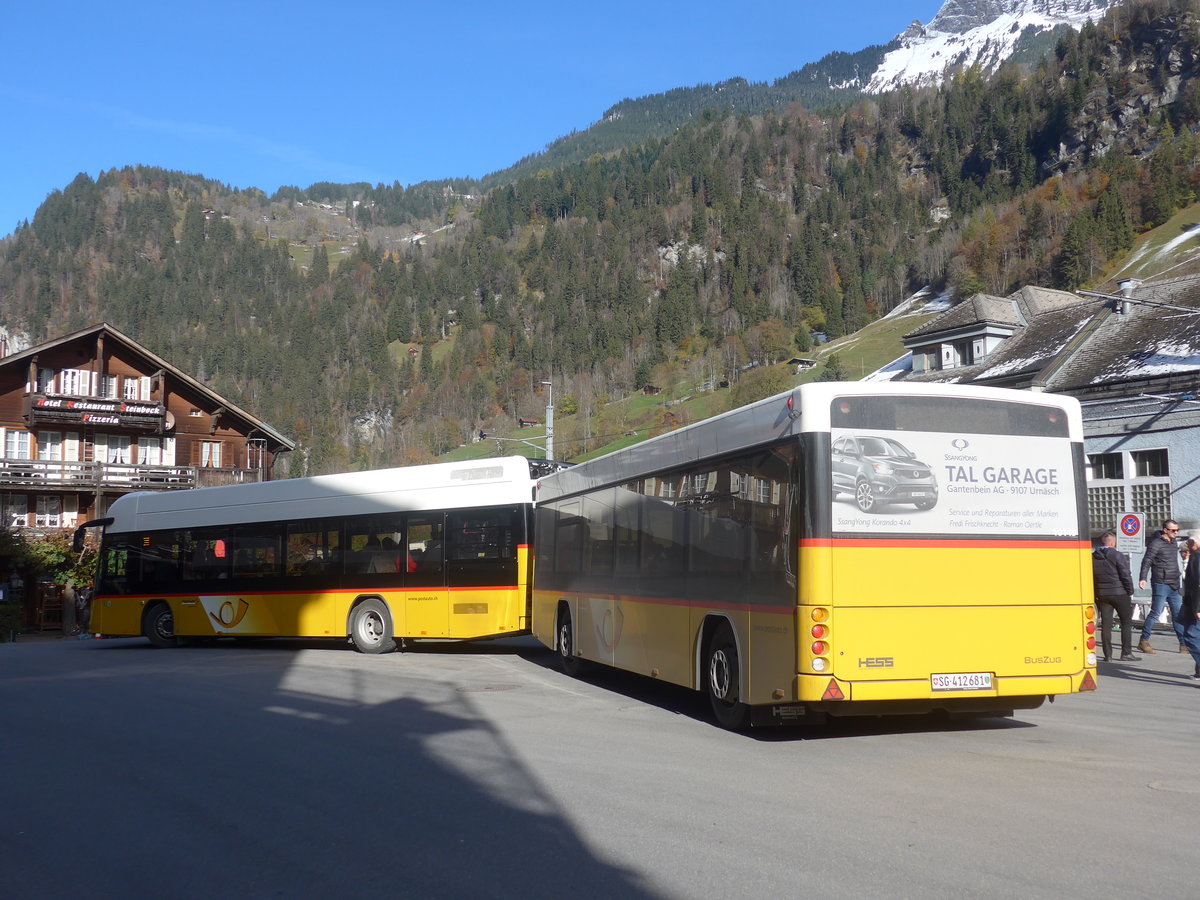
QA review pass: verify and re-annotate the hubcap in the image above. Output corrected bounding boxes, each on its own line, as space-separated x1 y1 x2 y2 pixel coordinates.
710 649 732 701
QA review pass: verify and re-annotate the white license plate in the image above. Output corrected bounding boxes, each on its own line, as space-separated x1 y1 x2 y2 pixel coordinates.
931 672 993 692
912 491 929 496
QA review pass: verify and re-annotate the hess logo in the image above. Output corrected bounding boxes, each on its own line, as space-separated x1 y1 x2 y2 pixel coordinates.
209 598 250 628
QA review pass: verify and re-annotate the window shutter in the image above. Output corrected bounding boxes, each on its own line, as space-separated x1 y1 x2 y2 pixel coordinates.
163 437 176 465
65 433 80 462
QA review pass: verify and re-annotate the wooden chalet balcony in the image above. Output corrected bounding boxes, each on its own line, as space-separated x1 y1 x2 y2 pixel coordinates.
0 460 264 492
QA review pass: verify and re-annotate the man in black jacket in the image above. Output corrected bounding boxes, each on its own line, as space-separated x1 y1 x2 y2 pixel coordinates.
1092 531 1139 662
1137 519 1187 653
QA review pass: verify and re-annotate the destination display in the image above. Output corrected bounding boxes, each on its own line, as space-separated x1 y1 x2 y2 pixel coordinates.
831 427 1077 536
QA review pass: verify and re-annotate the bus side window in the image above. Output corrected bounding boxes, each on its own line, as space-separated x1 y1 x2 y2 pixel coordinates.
286 523 340 576
406 515 444 587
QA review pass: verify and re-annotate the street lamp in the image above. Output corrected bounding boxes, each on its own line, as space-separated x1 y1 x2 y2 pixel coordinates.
541 380 554 461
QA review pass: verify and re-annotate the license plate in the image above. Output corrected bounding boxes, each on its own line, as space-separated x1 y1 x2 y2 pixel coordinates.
931 672 993 692
912 491 929 496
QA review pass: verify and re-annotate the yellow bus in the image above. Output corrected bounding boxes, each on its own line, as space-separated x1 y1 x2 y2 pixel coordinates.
75 457 555 652
532 382 1097 728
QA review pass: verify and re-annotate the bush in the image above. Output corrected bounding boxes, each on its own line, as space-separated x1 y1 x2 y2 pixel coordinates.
0 603 21 642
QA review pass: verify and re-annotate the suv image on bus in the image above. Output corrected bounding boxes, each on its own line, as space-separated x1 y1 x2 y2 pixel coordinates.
831 433 938 513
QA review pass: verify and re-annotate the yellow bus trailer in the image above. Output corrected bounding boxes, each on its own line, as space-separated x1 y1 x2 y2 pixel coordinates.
75 457 557 652
532 382 1097 728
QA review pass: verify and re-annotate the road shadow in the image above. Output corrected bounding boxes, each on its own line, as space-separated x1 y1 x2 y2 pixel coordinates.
1 639 664 900
514 639 1035 741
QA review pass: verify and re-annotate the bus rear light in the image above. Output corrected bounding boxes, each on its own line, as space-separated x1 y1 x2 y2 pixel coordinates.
811 624 828 639
811 641 827 656
1086 637 1096 650
812 657 829 673
1084 605 1095 620
811 608 829 623
1085 622 1096 635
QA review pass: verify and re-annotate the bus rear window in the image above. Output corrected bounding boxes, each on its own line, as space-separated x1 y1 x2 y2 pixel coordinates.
832 396 1069 437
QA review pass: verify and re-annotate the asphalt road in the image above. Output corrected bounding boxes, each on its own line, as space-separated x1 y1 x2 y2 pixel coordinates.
2 632 1196 899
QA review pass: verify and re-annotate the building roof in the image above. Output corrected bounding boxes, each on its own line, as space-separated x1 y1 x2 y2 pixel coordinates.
0 322 295 450
897 275 1200 398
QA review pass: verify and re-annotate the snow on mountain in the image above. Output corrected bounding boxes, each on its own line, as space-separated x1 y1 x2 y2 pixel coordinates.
865 0 1116 94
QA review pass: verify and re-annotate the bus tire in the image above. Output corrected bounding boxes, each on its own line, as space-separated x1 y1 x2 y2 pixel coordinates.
706 621 750 730
144 603 177 649
557 604 586 677
349 599 397 654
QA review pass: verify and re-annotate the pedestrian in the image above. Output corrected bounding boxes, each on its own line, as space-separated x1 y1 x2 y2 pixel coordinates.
1178 531 1200 679
1092 531 1139 662
1137 519 1188 654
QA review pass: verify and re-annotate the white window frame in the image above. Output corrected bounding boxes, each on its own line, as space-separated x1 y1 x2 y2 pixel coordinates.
106 435 132 465
38 431 62 461
138 438 163 466
200 441 222 468
4 494 28 527
35 495 62 528
4 430 31 460
60 368 94 396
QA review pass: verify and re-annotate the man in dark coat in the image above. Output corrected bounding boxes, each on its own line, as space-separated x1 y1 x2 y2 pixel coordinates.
1137 519 1187 653
1092 531 1139 662
1179 531 1200 678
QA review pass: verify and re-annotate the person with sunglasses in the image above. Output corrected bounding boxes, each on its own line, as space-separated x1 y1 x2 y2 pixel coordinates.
1137 519 1188 654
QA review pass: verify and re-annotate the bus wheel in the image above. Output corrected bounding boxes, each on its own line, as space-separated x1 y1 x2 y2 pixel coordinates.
144 603 177 649
706 622 749 730
558 605 585 677
854 479 877 513
349 599 397 654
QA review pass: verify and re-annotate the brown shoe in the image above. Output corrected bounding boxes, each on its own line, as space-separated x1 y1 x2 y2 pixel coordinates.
1138 640 1156 654
1181 645 1188 653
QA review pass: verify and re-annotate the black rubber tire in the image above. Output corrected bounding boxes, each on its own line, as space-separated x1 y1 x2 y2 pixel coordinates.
558 605 585 677
855 479 877 513
349 598 397 654
144 603 177 649
706 621 750 730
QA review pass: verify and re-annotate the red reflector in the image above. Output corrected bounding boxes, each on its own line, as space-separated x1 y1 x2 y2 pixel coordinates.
821 679 845 701
1080 671 1097 692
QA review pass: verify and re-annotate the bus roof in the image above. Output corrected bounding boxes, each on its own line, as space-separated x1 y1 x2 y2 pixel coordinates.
105 456 537 533
538 382 1082 500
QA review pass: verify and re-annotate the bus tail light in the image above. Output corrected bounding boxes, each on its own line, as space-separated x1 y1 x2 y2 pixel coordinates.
811 641 827 656
1085 622 1096 635
1086 637 1096 650
812 657 829 672
811 624 828 639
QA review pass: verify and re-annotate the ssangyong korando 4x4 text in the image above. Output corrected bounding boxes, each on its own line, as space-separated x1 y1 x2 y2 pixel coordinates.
831 434 938 513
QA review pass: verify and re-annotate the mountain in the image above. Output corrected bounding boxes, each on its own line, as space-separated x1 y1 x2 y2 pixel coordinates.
866 0 1118 93
482 1 1121 190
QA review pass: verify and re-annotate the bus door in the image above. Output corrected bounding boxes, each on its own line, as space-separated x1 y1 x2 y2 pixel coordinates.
446 506 521 637
404 513 448 638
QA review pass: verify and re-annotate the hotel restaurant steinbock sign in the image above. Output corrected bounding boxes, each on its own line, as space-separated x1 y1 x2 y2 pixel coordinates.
32 396 163 429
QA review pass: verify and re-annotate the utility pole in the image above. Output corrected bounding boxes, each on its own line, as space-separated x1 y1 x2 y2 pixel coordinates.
542 380 555 461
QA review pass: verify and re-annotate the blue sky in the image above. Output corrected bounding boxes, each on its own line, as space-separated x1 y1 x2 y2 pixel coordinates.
1 1 942 238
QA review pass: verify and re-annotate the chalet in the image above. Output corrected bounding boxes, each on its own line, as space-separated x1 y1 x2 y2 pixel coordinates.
517 417 539 428
0 323 295 533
